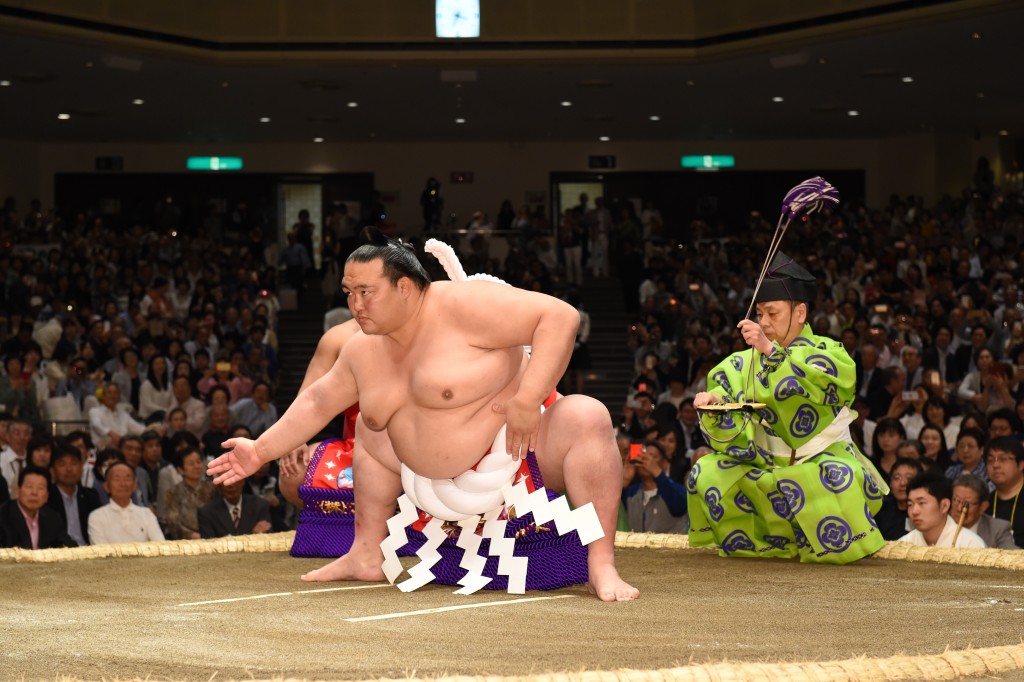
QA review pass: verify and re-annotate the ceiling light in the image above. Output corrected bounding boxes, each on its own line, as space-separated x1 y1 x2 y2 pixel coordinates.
901 76 914 83
649 115 661 121
772 96 784 103
599 136 610 142
313 137 324 143
346 101 358 108
999 130 1009 136
259 117 271 123
455 118 466 124
560 101 572 107
971 31 982 39
132 98 144 105
847 110 859 117
57 113 70 120
0 80 10 87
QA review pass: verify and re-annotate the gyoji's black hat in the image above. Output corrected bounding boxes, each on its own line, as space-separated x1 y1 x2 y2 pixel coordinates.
754 251 816 304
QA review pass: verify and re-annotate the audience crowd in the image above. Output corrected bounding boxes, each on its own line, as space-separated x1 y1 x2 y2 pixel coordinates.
0 198 294 547
607 180 1024 548
1 174 1022 553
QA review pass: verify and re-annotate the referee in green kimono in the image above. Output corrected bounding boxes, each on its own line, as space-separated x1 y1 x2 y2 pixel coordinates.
689 252 888 564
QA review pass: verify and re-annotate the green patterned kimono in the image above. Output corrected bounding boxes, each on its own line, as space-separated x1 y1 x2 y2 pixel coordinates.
687 324 886 564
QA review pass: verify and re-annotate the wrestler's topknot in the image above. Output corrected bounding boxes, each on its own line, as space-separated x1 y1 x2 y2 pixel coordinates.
348 226 431 290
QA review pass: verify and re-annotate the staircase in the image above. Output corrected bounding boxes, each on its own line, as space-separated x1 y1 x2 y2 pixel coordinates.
275 286 328 411
576 275 634 419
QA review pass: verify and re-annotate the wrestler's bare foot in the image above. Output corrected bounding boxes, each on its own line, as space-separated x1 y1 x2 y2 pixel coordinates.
586 562 639 602
300 551 386 583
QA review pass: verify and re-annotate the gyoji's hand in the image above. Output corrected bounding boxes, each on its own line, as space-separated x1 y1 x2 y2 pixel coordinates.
492 395 541 461
693 392 721 409
208 437 264 485
737 319 774 355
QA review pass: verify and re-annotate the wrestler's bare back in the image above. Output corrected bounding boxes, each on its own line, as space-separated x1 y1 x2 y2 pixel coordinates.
343 282 528 479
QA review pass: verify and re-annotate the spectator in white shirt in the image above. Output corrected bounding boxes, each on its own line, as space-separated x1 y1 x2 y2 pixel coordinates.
164 376 207 437
88 382 145 450
87 461 164 545
0 418 33 499
899 471 986 549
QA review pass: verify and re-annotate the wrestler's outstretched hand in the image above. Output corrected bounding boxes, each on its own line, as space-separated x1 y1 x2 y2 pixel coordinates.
208 437 264 486
736 319 774 354
493 395 540 461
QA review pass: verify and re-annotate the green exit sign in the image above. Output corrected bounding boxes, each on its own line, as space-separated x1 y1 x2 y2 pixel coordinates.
186 156 244 171
681 155 735 169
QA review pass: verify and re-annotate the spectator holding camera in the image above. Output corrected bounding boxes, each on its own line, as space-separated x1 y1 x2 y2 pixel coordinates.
621 440 688 534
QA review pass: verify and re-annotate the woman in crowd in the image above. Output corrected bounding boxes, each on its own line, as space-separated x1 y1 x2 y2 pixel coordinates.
20 343 49 408
162 445 214 540
157 432 198 520
27 434 55 471
207 384 232 409
870 417 907 482
921 395 962 447
139 355 173 420
656 420 688 486
917 422 952 472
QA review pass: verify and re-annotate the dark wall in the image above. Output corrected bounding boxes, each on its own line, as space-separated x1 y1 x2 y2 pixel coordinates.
54 172 375 238
551 169 865 242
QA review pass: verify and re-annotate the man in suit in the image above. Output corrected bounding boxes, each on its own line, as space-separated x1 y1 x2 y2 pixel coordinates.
0 466 76 549
676 398 707 459
0 417 33 498
922 325 963 384
856 343 883 399
197 478 271 538
954 324 991 379
46 443 101 546
952 473 1017 550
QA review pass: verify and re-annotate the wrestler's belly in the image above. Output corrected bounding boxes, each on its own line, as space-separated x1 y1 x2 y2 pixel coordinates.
385 406 509 479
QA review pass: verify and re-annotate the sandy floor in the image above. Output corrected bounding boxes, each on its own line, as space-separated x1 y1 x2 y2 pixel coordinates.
2 547 1023 680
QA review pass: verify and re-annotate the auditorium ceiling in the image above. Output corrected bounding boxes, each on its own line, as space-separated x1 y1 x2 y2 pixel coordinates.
0 0 1021 144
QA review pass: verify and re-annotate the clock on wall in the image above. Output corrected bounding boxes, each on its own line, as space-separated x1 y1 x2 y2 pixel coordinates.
435 0 480 38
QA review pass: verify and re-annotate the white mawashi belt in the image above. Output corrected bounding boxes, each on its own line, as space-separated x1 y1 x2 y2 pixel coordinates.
379 414 604 596
753 406 890 495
